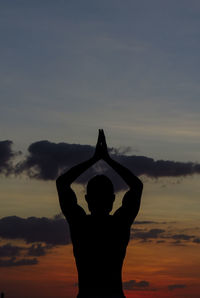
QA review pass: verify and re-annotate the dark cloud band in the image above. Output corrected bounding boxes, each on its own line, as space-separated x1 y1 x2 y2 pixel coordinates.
0 257 38 267
0 216 70 245
14 140 200 191
0 140 15 174
168 284 186 291
1 139 200 190
123 280 150 290
0 216 199 247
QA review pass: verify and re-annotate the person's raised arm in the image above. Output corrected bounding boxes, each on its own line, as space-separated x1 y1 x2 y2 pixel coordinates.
100 130 143 193
99 129 143 223
56 157 96 188
56 130 102 187
56 130 102 218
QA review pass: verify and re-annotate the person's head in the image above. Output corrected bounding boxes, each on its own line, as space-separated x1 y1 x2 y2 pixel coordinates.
85 175 115 215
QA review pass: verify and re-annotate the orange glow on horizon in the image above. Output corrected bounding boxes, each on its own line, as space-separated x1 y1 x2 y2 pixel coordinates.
0 239 199 297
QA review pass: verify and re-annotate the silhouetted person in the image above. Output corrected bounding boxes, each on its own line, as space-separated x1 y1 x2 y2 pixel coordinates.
56 130 143 298
1 292 4 298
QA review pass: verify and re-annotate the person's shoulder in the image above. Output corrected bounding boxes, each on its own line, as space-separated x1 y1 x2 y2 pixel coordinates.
113 189 142 226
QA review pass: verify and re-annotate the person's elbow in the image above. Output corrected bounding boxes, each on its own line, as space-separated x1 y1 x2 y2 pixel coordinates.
56 175 71 189
139 180 143 191
56 175 63 188
138 180 143 195
130 180 143 194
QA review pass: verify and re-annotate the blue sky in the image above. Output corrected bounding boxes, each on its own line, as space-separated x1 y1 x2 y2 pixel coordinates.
1 0 200 161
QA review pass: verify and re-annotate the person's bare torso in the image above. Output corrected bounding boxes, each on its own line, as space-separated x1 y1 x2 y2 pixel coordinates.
69 215 130 297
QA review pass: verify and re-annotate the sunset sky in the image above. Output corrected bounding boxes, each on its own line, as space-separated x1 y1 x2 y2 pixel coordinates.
0 1 200 297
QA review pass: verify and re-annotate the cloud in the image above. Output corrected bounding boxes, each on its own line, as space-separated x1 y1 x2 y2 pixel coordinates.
0 218 67 267
134 220 162 225
170 240 186 246
0 243 23 257
15 140 200 191
16 141 95 181
0 257 38 267
171 234 194 241
27 243 53 256
168 284 186 291
123 280 150 290
156 240 165 243
0 242 54 268
193 238 200 244
0 140 16 175
0 216 71 245
131 227 199 245
75 278 152 291
132 229 165 241
0 242 52 258
165 233 197 245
